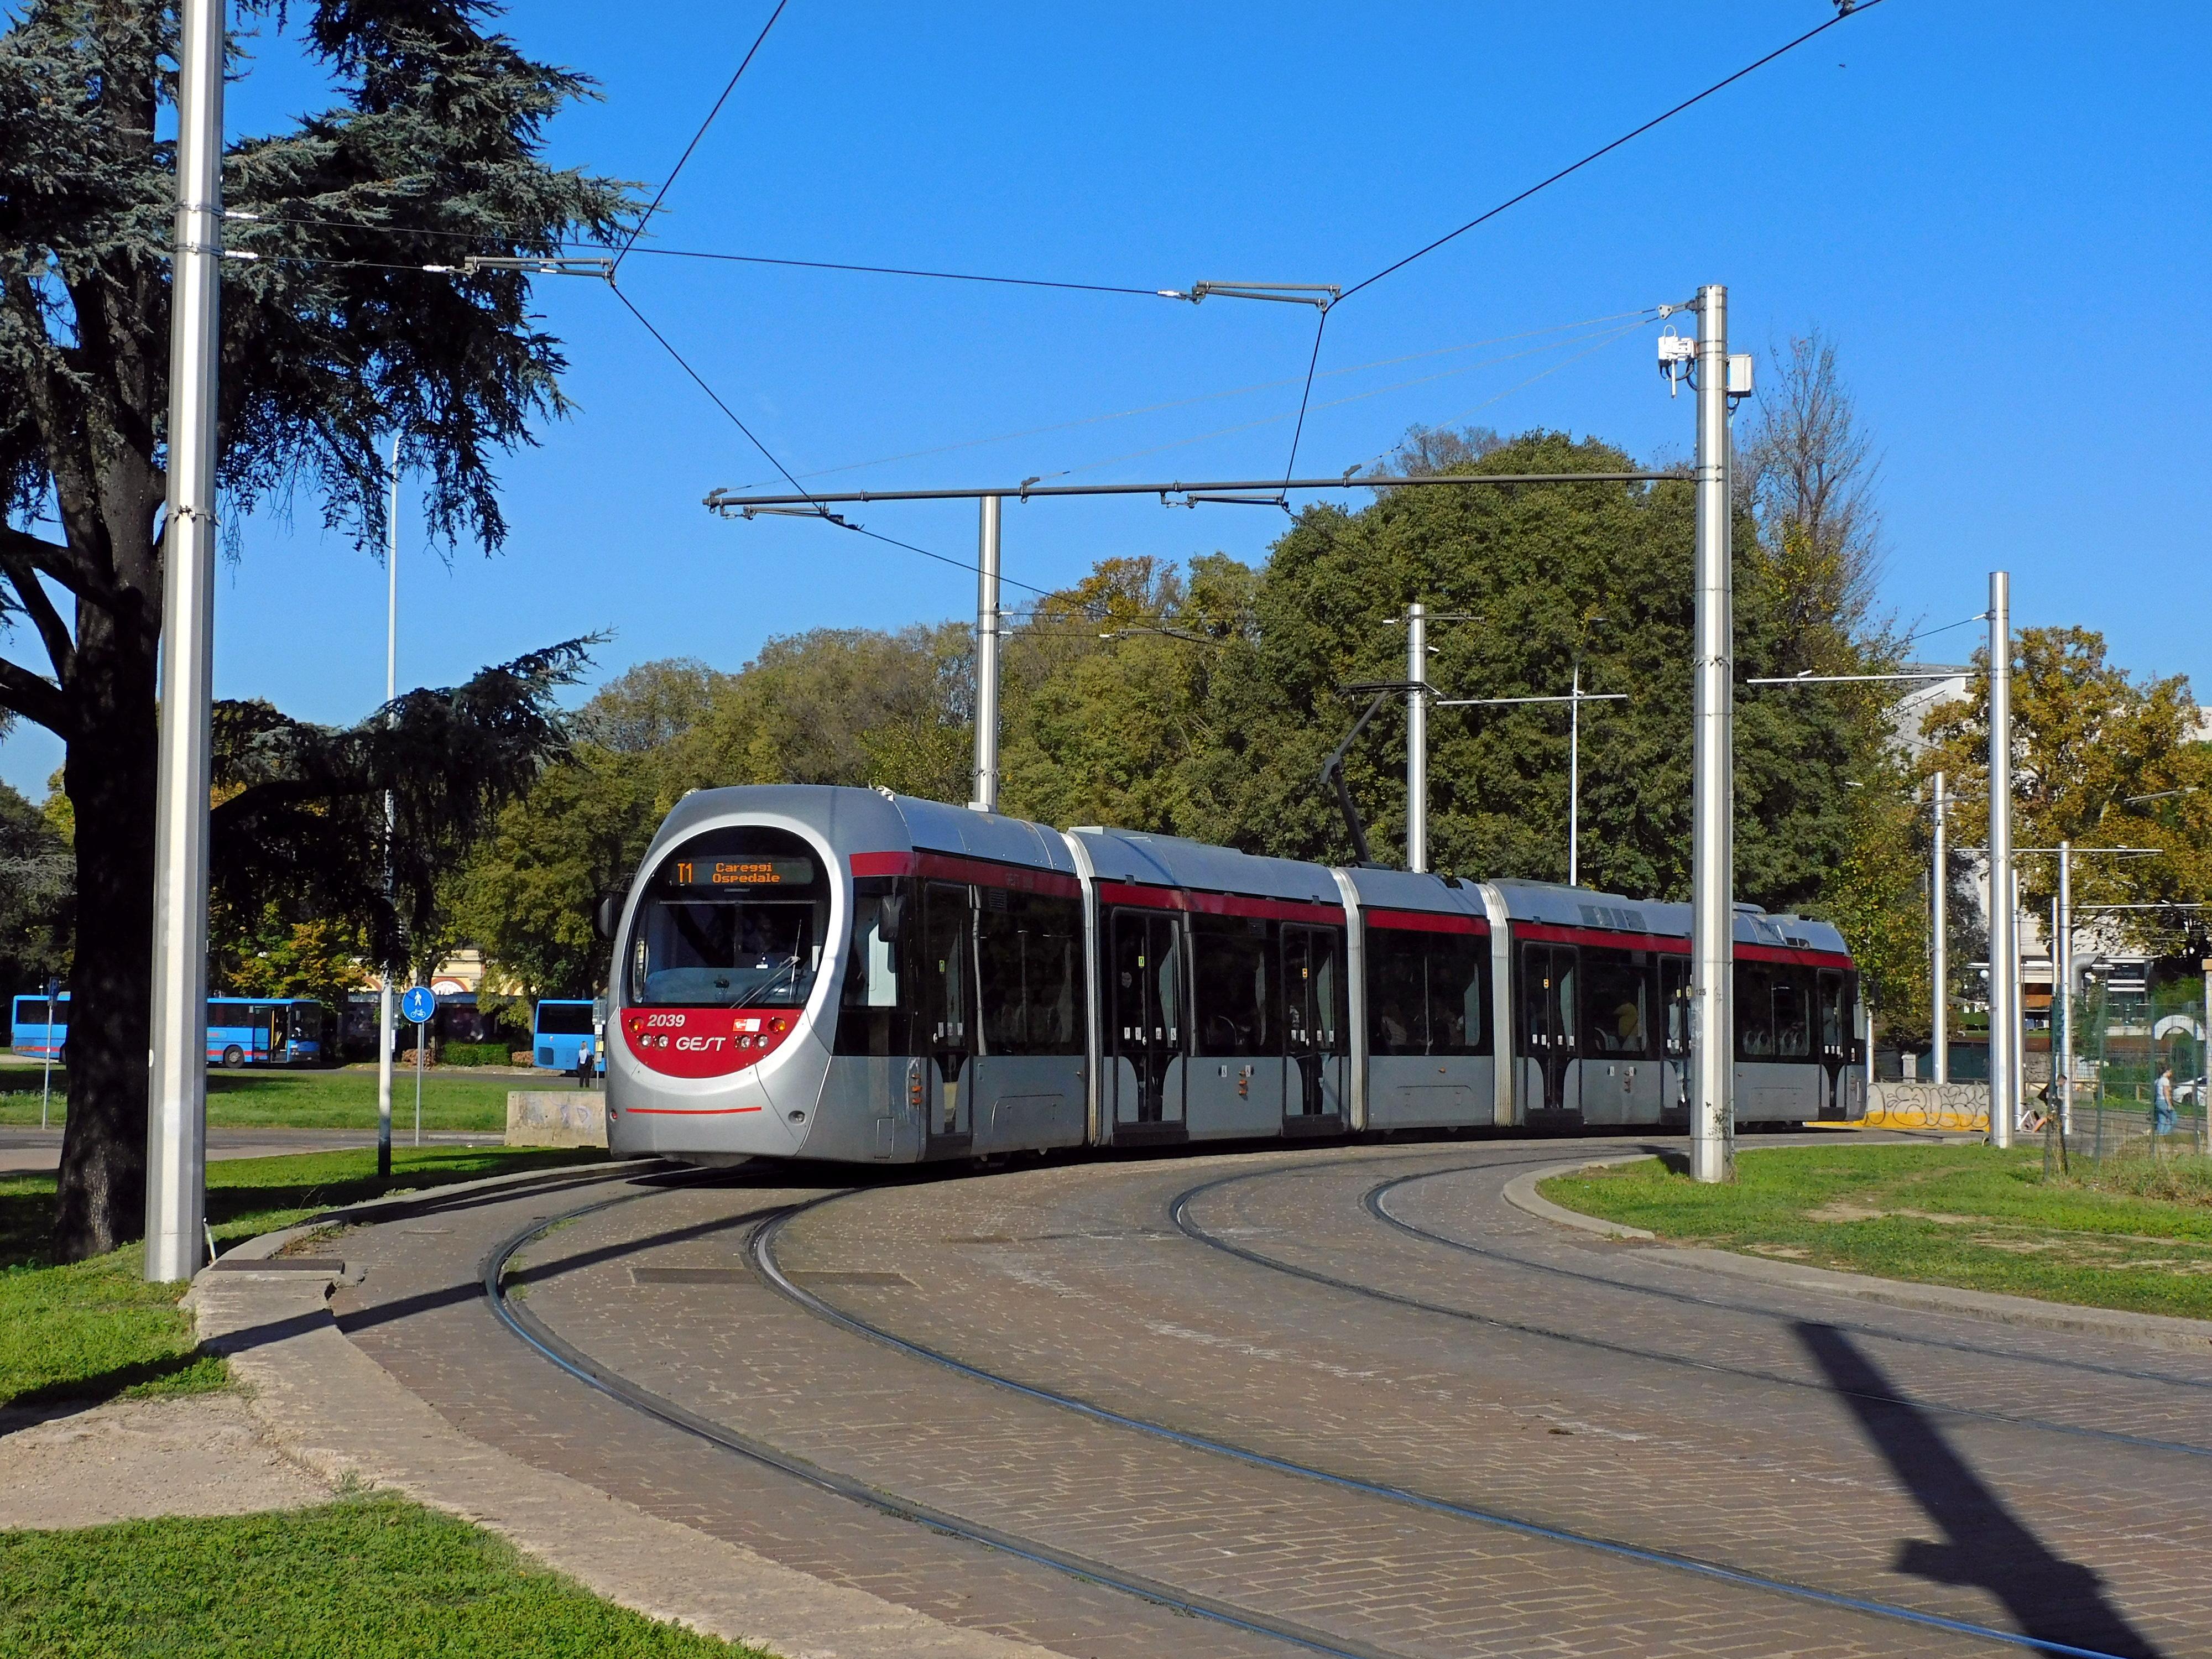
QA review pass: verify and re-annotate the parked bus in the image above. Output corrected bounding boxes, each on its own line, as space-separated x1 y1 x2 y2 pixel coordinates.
207 998 337 1067
532 999 599 1072
9 992 67 1061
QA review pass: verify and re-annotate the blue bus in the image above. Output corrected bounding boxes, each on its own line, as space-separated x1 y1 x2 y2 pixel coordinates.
207 998 337 1067
9 993 335 1067
9 992 67 1061
532 999 598 1072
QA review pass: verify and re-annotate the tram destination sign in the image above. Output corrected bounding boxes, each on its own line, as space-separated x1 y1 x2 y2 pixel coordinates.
664 857 815 890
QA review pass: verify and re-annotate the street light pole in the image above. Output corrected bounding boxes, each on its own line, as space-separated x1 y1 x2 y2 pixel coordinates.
378 434 398 1181
1568 661 1583 888
1407 602 1428 873
970 495 1001 813
2057 839 2072 1135
1689 284 1734 1184
1987 571 2016 1148
144 0 226 1282
1932 770 1949 1085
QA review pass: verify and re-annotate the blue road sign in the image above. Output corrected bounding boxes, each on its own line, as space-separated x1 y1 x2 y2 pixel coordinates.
400 986 436 1025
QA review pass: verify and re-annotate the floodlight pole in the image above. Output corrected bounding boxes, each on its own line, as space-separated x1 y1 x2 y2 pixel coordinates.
970 495 1002 813
1568 661 1583 887
1689 284 1734 1185
1932 771 1949 1084
1987 571 2016 1147
144 0 225 1282
1407 603 1428 872
2057 839 2072 1135
378 433 398 1180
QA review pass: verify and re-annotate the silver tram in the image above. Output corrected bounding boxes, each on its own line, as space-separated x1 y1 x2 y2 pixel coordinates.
602 785 1864 1165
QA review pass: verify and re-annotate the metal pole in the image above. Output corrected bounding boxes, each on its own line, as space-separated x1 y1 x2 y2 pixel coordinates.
39 977 55 1131
1568 660 1582 888
414 1011 425 1150
1986 571 2015 1148
1407 602 1428 873
2057 840 2072 1135
1932 771 1949 1084
2201 956 2210 1156
1689 283 1734 1183
144 0 226 1282
969 495 1002 813
2011 864 2026 1124
378 434 398 1180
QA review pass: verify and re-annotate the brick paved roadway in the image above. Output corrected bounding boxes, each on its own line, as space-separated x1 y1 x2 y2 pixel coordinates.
328 1139 2212 1657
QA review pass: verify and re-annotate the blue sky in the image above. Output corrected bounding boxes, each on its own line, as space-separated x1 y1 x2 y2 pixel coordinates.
5 0 2208 797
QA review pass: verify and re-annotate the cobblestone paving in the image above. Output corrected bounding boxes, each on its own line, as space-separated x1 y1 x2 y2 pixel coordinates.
330 1139 2212 1658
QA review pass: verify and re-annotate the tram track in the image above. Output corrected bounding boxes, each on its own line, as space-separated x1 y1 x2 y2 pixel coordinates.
742 1181 2146 1659
471 1155 2166 1659
1160 1154 2212 1460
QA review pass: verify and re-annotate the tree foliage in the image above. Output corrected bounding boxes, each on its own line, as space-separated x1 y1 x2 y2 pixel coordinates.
0 778 70 994
0 0 629 1256
1917 627 2210 956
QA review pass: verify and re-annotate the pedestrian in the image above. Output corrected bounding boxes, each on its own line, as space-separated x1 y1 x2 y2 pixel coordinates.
2153 1065 2176 1139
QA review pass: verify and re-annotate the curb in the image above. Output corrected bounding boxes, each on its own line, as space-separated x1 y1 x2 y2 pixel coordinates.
189 1161 1056 1659
1506 1152 2212 1358
1500 1157 1657 1239
1653 1246 2212 1357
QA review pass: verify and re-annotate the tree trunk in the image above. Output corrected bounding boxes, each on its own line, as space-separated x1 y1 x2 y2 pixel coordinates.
51 619 159 1262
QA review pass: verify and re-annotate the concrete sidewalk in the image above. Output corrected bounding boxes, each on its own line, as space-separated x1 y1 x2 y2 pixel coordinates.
0 1125 501 1176
189 1180 1055 1659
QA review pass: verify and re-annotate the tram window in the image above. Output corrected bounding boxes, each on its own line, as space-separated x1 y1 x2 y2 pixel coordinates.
1818 971 1846 1054
1660 956 1690 1056
1735 963 1775 1057
1368 928 1486 1056
977 889 1083 1056
630 826 828 1008
1772 972 1811 1058
1582 949 1650 1059
835 877 911 1056
1282 926 1347 1056
1191 914 1275 1057
922 883 974 1052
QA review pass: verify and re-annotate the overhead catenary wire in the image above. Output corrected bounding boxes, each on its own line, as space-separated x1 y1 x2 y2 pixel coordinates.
609 285 1058 596
617 0 791 274
1261 1 1885 479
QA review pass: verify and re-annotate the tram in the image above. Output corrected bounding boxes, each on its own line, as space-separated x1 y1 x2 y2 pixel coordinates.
601 785 1863 1165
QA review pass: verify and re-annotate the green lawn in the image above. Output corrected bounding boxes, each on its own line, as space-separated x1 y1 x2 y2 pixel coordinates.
1 1146 607 1410
0 1496 770 1657
1540 1142 2212 1322
0 1064 551 1131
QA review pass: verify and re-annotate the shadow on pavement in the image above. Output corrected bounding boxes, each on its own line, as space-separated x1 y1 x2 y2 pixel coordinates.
1795 1319 2162 1659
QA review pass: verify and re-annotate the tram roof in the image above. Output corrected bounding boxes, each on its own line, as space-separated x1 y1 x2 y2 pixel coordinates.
1489 879 1848 956
646 785 1079 877
1070 827 1344 907
1338 867 1489 919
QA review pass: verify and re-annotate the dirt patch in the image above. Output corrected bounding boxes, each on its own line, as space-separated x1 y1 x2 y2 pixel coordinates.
0 1394 328 1530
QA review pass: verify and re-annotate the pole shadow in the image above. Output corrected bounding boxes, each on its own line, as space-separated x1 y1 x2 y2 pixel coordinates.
1794 1320 2163 1658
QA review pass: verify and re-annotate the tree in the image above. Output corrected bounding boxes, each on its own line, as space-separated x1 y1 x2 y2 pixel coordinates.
0 1 628 1256
1918 627 2211 953
0 778 71 995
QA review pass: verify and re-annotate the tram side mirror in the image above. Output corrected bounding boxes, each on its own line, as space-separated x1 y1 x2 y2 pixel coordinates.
877 893 906 945
593 893 621 941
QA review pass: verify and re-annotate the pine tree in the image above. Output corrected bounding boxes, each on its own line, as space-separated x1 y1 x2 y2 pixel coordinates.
0 1 630 1258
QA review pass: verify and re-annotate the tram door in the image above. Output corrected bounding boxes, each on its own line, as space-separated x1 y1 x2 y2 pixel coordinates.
1816 969 1849 1119
1660 956 1691 1121
1518 943 1579 1117
1282 925 1346 1124
1110 910 1187 1131
921 882 976 1146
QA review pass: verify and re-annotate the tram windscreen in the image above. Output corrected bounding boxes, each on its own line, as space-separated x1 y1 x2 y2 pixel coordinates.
628 826 830 1008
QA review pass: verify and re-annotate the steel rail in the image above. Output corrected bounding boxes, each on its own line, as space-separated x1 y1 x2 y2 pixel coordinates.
750 1177 2141 1659
1358 1163 2212 1392
1160 1154 2212 1455
481 1183 1402 1659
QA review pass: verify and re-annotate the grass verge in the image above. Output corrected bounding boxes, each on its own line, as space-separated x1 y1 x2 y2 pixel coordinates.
1 1146 607 1410
0 1065 550 1131
0 1494 771 1657
1538 1142 2212 1322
